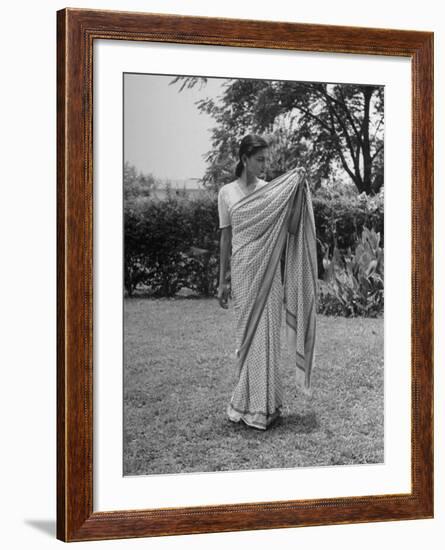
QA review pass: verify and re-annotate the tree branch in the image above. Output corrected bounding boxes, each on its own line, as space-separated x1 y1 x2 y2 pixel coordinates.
311 83 364 145
371 144 384 162
292 103 332 132
372 115 384 142
326 107 358 185
323 91 362 179
338 87 364 145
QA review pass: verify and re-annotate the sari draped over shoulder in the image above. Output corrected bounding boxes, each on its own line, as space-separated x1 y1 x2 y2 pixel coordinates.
226 167 318 430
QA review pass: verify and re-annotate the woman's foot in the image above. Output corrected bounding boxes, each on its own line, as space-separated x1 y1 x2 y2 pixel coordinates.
226 403 281 430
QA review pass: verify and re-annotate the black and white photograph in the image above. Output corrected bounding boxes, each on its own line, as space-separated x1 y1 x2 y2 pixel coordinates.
3 0 439 546
123 72 385 476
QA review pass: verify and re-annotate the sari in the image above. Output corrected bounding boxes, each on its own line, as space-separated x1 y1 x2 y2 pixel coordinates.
226 167 318 430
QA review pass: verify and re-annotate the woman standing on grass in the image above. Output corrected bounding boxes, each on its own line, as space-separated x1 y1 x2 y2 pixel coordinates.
217 134 318 430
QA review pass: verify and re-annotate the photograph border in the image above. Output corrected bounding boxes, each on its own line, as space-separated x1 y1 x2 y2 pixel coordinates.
56 8 434 542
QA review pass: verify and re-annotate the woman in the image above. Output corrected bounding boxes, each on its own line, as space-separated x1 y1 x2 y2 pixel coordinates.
217 134 318 430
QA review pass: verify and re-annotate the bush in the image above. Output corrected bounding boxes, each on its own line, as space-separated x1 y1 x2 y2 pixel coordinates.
124 209 151 296
182 195 220 296
124 193 220 297
313 188 384 278
124 186 384 318
317 227 384 317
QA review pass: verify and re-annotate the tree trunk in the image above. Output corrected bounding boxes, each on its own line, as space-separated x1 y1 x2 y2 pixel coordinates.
361 88 374 195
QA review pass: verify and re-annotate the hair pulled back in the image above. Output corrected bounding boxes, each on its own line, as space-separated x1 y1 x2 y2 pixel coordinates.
235 134 269 178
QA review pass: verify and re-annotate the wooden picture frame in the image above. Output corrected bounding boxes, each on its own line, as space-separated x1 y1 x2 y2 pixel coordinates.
57 7 434 542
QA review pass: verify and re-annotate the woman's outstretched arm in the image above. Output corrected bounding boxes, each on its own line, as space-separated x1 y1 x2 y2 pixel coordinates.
218 226 232 309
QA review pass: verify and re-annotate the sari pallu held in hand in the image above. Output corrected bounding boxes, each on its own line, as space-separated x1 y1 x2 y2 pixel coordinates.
227 167 318 430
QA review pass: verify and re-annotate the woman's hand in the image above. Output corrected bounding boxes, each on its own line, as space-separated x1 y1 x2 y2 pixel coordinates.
217 282 231 309
218 227 232 309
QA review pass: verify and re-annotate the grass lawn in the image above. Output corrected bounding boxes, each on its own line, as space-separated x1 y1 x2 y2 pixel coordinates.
123 297 384 476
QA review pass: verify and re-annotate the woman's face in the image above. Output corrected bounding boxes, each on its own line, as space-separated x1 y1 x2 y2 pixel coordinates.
244 148 268 179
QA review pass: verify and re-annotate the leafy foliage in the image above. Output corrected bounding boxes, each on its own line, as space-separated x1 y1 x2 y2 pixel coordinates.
124 162 156 205
318 227 384 317
171 77 384 194
182 196 220 296
124 190 384 318
124 208 152 297
124 194 219 297
313 186 384 277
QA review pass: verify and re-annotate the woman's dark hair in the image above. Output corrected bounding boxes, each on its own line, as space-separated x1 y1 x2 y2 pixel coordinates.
235 134 269 178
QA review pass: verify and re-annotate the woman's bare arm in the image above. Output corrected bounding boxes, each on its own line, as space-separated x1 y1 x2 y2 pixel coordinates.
218 226 232 309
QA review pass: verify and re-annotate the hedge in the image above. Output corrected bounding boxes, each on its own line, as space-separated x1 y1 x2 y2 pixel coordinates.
124 189 384 309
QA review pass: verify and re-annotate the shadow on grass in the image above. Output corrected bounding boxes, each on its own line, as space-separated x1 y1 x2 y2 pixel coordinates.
278 411 318 434
124 299 383 474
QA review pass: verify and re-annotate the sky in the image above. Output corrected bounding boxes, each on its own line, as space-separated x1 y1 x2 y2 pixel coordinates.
124 73 226 180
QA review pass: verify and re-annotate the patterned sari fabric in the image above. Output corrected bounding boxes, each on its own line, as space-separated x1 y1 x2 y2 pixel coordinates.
226 167 318 430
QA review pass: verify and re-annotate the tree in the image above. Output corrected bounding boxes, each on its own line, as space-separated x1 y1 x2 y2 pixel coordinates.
123 162 156 204
169 77 384 195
